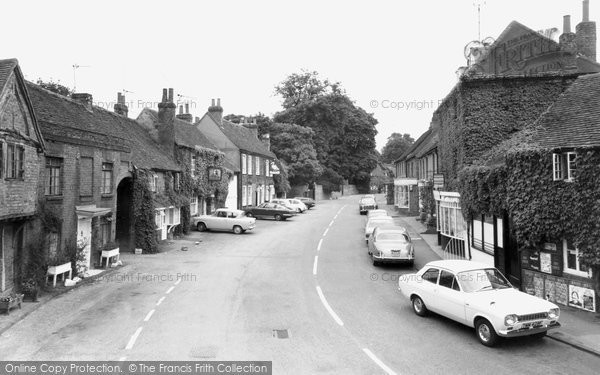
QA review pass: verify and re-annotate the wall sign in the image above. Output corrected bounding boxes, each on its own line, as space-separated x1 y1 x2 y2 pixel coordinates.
208 167 222 181
568 284 596 312
433 174 444 189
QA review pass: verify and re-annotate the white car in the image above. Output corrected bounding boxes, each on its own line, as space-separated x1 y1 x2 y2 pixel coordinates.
272 198 307 213
364 216 395 242
367 209 388 219
191 208 256 234
398 260 561 346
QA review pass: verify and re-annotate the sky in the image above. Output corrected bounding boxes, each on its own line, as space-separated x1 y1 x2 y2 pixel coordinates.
2 0 595 151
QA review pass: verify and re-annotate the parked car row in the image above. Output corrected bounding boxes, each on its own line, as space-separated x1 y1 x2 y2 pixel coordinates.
190 197 316 233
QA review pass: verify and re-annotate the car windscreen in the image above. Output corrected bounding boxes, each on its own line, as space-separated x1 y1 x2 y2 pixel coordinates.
376 233 409 242
457 268 512 292
360 199 375 204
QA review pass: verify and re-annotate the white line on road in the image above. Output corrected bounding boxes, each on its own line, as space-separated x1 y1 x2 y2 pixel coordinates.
174 278 182 285
166 286 175 294
125 327 143 350
362 348 398 375
329 220 334 227
317 239 323 251
316 286 344 326
156 297 165 306
334 214 338 219
144 309 155 322
323 228 329 237
313 256 318 275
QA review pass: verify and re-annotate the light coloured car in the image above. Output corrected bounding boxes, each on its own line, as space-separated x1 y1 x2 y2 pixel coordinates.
191 208 256 234
364 216 395 242
398 260 561 347
368 226 414 266
272 198 307 213
359 197 378 214
367 209 388 219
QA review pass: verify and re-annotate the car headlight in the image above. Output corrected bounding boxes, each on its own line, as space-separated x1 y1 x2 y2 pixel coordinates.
504 314 518 326
548 308 560 319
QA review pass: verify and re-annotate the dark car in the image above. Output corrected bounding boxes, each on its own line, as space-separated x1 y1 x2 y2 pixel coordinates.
294 197 315 209
244 203 295 221
359 197 378 214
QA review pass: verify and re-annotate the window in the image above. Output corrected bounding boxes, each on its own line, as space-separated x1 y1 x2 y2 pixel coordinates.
248 185 253 206
265 159 270 177
255 156 260 175
155 210 162 229
563 239 590 277
0 142 3 178
45 157 63 196
421 268 440 284
191 154 196 177
438 200 466 239
553 152 576 181
100 217 111 246
5 143 25 179
79 157 93 197
173 173 180 191
46 231 59 257
150 173 158 192
190 196 198 216
439 270 460 291
242 154 247 175
242 186 247 206
101 163 113 194
248 155 253 175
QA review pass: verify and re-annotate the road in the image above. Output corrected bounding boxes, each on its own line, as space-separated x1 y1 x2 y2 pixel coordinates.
1 195 599 374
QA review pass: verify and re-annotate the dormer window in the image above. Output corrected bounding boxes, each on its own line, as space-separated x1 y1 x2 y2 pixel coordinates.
553 152 576 181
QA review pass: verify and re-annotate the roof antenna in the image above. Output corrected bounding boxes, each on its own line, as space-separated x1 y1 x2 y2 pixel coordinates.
72 64 91 92
473 0 486 41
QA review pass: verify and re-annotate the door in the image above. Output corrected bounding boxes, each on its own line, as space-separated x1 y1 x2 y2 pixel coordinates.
77 217 92 273
159 210 167 240
433 270 466 323
419 267 440 311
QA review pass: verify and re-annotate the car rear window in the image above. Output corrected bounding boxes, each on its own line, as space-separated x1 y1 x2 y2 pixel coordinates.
377 233 409 242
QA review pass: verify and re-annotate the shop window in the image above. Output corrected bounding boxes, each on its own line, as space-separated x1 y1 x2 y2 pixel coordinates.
553 152 576 181
563 239 590 278
438 200 465 239
45 157 63 196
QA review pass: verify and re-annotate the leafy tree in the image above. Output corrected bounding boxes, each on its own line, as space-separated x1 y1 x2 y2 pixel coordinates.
381 133 415 163
273 159 290 196
36 78 73 97
274 93 378 192
224 112 273 137
274 70 345 109
270 123 323 186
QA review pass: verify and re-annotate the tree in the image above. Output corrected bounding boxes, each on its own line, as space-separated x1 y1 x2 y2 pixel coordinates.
36 78 73 97
274 93 378 192
270 123 323 186
381 133 415 163
274 70 345 109
224 112 273 137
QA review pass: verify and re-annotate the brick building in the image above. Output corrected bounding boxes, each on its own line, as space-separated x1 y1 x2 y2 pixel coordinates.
0 59 46 295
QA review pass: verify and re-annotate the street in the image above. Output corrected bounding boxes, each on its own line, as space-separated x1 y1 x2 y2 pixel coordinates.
1 195 599 375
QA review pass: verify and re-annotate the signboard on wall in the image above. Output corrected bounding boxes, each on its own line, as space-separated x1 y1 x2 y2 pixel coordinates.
433 174 444 189
568 284 596 312
208 167 222 181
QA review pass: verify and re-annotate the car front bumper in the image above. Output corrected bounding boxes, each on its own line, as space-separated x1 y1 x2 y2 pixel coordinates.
498 321 561 337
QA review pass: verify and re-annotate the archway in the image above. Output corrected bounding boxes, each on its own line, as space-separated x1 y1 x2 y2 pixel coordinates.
116 177 134 252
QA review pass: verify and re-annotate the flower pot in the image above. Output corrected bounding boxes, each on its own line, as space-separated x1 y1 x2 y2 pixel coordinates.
0 294 24 315
23 289 39 302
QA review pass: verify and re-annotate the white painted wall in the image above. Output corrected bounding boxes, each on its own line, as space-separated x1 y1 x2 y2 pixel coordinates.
225 175 238 209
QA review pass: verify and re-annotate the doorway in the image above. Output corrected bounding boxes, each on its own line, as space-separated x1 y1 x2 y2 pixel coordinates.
116 177 133 251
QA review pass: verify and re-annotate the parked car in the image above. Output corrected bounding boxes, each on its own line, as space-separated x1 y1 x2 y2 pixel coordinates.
294 197 315 209
272 198 307 213
363 194 375 199
191 208 256 234
359 197 378 214
364 216 395 242
367 209 388 219
244 203 295 221
398 260 561 347
368 226 414 266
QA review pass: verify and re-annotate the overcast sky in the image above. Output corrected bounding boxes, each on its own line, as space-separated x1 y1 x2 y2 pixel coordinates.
3 0 595 150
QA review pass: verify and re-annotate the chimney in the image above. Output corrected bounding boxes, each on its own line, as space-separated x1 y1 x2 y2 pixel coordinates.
261 133 271 151
71 93 93 111
157 88 176 155
208 98 223 125
114 92 128 117
176 102 193 123
560 15 578 54
576 0 597 61
241 120 259 139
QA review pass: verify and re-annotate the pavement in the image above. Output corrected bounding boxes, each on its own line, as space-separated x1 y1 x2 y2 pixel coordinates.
382 201 600 358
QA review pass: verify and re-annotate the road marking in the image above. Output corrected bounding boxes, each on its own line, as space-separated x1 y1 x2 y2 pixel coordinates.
316 286 344 326
362 348 398 375
329 220 334 227
125 327 143 350
144 309 155 322
317 239 323 251
174 278 182 285
156 297 165 306
166 286 175 294
323 228 329 237
334 214 338 219
313 256 318 275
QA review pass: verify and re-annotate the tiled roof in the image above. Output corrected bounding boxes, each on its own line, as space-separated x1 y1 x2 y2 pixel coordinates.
0 59 18 95
219 119 276 158
395 129 432 163
138 108 218 150
26 82 179 171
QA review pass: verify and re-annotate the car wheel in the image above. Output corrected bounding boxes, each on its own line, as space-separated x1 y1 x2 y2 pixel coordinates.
412 296 428 317
197 222 207 232
233 225 243 234
475 318 499 347
274 214 283 221
296 208 301 213
246 212 253 218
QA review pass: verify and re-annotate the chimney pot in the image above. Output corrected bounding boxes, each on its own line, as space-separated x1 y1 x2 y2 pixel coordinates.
584 0 590 22
185 103 189 113
211 98 215 106
168 88 174 103
217 98 221 107
564 15 572 33
179 105 183 115
162 88 168 103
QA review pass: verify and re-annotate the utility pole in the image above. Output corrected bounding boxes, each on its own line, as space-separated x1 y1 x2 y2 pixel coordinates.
72 64 91 92
474 0 486 41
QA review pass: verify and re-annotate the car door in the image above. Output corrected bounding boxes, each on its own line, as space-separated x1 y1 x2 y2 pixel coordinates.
213 210 228 230
418 268 440 311
433 270 467 323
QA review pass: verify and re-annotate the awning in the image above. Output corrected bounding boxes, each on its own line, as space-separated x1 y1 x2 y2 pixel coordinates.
76 205 112 219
